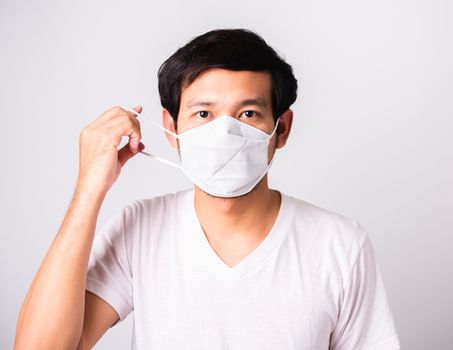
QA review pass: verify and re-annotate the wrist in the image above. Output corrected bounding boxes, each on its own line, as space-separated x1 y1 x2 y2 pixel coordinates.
74 181 108 204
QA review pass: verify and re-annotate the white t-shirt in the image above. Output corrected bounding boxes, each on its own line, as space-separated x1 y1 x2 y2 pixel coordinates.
86 188 401 350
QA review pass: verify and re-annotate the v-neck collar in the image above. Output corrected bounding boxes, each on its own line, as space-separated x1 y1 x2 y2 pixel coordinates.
182 188 296 283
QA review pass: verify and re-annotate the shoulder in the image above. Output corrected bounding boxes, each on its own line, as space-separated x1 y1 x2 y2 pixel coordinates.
99 189 193 254
283 192 370 273
119 188 193 224
286 193 367 238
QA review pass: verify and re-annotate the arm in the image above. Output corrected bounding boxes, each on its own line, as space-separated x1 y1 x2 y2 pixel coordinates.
329 225 401 350
14 105 144 349
76 292 120 350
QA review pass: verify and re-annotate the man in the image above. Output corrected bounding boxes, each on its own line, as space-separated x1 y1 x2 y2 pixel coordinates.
14 28 401 349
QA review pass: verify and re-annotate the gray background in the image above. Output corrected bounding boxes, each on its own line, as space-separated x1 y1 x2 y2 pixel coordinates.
1 0 452 349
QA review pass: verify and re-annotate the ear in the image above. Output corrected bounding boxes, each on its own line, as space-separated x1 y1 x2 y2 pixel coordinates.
276 109 293 149
162 109 178 149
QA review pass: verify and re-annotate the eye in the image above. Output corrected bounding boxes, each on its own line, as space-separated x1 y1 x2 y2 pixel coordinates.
195 111 209 118
240 110 259 118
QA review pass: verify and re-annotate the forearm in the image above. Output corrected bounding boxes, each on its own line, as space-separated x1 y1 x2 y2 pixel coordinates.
14 186 106 349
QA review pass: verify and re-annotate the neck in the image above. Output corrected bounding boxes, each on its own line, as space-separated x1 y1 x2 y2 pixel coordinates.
193 176 281 240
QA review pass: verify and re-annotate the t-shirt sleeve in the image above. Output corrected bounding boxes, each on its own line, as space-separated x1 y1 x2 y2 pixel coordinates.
330 223 401 350
85 203 134 325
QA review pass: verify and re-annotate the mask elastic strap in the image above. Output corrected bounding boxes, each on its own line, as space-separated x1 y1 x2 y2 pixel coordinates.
242 117 280 143
268 117 280 140
124 107 180 139
140 151 182 169
122 107 182 169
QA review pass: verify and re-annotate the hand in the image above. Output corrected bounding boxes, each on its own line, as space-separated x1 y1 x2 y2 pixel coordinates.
76 105 145 196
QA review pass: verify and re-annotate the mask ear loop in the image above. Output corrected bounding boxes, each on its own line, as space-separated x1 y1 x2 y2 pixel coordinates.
122 107 182 169
268 117 280 140
241 117 281 142
124 107 180 139
139 150 182 169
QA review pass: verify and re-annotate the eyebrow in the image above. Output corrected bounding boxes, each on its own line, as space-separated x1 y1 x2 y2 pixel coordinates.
186 97 268 109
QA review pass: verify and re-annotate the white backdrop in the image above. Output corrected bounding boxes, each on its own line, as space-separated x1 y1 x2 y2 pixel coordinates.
1 0 452 349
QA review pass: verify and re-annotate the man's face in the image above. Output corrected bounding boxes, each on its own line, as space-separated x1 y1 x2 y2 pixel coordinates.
167 67 279 162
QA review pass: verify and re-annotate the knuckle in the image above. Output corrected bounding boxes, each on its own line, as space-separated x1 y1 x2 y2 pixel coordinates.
128 115 139 126
80 125 91 136
105 105 124 118
132 124 142 137
124 115 137 128
118 114 129 122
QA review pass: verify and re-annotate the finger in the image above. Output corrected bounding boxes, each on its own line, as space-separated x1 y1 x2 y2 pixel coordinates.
131 105 142 115
125 106 142 130
122 105 142 121
113 106 142 133
96 105 128 122
119 117 142 154
107 111 141 132
106 116 142 153
118 141 145 167
98 105 142 123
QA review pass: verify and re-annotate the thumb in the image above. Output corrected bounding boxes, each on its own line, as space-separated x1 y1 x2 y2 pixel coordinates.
118 141 145 167
131 105 142 114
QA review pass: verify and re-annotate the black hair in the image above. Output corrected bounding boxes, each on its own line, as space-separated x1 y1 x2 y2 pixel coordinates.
157 28 298 127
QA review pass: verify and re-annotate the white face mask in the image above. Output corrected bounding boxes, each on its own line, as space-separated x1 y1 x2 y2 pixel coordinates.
125 108 279 198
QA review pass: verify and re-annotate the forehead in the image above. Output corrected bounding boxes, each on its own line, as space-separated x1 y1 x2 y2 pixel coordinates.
180 68 272 108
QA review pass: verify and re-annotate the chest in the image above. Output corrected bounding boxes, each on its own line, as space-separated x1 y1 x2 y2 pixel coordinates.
206 234 266 268
133 249 339 349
